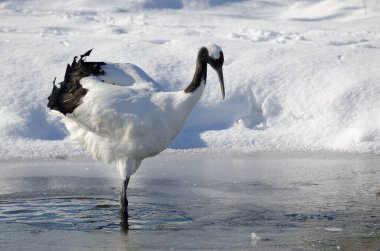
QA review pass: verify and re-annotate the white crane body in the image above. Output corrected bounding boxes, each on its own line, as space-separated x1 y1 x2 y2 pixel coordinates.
47 44 224 219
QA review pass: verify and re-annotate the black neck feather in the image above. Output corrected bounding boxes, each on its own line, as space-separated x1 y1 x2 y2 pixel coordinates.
184 49 208 94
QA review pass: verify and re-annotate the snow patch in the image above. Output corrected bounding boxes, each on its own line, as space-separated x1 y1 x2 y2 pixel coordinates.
230 29 306 44
0 0 379 158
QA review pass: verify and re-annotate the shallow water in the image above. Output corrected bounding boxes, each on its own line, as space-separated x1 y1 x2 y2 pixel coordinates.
0 152 379 250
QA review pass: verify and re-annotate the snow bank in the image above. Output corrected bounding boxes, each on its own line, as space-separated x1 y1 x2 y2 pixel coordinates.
0 0 379 158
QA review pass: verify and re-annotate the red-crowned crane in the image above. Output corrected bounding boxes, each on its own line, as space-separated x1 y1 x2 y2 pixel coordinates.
47 44 225 222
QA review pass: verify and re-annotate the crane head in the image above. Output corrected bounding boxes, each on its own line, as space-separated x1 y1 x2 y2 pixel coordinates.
206 44 225 100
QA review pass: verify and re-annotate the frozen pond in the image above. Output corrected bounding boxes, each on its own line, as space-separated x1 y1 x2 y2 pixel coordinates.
0 152 379 250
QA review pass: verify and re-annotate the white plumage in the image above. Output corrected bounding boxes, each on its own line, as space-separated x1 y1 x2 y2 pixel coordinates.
64 71 204 178
48 44 225 218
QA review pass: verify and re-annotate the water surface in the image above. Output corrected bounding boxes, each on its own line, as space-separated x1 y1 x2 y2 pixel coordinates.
0 152 379 250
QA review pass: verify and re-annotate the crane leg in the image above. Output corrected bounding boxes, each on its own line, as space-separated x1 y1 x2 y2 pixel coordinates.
117 158 141 229
120 177 130 227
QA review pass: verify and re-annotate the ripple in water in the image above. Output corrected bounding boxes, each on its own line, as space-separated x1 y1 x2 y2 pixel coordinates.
0 197 193 231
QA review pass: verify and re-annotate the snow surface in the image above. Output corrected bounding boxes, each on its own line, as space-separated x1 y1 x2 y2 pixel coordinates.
0 0 379 158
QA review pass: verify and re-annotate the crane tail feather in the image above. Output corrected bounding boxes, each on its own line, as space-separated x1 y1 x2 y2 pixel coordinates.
47 50 105 115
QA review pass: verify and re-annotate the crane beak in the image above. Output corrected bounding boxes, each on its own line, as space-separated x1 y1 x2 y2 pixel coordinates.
216 67 225 100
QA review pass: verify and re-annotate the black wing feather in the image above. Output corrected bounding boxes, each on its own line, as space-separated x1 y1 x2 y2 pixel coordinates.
47 50 105 115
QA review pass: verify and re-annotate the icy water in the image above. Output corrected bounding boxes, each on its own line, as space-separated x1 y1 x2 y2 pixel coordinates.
0 153 379 250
